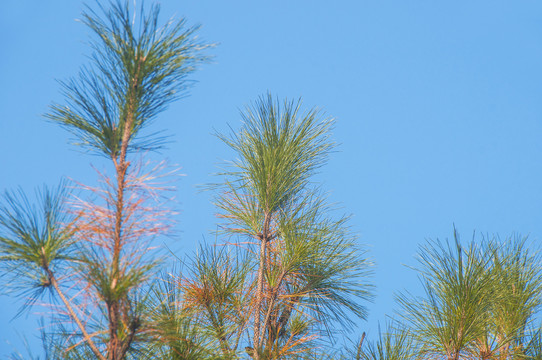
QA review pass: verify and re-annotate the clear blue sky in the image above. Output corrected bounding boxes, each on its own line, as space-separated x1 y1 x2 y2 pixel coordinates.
1 0 542 356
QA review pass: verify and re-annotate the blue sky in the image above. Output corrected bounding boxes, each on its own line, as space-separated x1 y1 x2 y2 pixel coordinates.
1 0 542 356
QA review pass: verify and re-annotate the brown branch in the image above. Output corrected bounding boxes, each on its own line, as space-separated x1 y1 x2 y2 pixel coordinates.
118 315 140 359
252 235 267 359
262 270 287 344
272 295 301 342
356 332 366 360
45 268 106 360
107 55 144 360
252 212 272 359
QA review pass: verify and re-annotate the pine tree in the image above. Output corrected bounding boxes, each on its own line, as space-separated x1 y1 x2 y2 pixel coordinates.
145 95 374 359
0 1 209 358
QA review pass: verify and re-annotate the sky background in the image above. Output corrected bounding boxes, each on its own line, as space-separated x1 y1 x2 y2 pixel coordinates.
2 0 542 357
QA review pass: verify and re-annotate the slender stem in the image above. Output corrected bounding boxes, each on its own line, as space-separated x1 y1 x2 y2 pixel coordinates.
356 332 366 360
262 270 286 344
118 325 138 360
447 352 460 360
109 140 129 359
252 235 267 359
252 212 271 359
275 295 299 339
45 268 106 360
107 58 142 360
